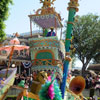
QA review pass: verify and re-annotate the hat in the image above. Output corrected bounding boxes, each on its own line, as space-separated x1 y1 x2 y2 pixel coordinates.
50 27 54 29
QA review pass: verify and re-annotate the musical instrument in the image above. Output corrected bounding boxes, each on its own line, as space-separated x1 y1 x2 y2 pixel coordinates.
69 76 85 95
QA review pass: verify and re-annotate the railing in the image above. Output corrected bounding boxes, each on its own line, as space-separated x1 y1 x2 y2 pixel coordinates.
30 37 60 49
32 59 63 70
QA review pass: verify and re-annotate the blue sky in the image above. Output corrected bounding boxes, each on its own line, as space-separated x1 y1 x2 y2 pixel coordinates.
5 0 100 35
5 0 100 68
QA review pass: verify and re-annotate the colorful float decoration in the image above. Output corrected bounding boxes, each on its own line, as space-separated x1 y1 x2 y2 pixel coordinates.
28 0 65 87
0 0 86 100
28 0 85 100
28 0 63 37
0 68 17 100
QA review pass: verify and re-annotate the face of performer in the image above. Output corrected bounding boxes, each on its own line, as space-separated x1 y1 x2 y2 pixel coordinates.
51 28 54 32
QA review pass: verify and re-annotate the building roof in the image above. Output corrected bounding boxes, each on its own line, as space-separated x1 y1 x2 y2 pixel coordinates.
88 64 100 71
6 30 43 38
19 30 43 36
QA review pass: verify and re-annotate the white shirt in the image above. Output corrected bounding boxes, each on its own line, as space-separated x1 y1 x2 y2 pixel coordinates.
93 95 98 100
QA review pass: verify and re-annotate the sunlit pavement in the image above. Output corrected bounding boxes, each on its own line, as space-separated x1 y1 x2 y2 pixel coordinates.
83 89 100 99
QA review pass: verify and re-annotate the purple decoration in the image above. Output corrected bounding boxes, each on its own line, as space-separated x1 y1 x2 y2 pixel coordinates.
32 15 62 28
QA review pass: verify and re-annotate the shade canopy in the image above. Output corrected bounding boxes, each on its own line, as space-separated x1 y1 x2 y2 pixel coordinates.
0 45 29 51
10 37 20 45
88 64 100 72
29 14 63 29
0 37 29 51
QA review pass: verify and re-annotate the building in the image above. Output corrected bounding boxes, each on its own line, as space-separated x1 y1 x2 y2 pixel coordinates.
0 31 43 75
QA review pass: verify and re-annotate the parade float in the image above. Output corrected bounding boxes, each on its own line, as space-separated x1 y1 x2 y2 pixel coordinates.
0 0 86 100
0 68 17 100
0 34 29 100
28 0 85 100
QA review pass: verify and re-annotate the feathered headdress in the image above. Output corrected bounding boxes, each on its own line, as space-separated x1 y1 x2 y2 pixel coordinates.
39 73 62 100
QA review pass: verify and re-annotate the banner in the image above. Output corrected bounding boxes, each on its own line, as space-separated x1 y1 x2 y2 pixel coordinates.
22 62 32 68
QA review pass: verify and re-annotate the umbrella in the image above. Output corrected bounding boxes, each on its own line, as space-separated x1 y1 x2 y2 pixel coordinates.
0 37 29 77
0 45 29 51
10 37 20 45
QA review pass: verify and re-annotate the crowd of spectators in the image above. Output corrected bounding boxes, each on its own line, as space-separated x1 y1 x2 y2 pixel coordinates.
85 73 100 90
14 70 34 88
85 73 100 100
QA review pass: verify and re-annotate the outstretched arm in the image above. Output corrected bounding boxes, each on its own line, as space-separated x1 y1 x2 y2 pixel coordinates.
40 0 44 3
51 0 56 5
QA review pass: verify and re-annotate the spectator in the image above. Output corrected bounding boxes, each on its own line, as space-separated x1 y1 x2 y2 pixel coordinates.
22 70 27 77
14 74 19 85
17 75 22 83
92 77 96 87
85 75 89 89
29 74 33 86
25 77 30 86
93 95 98 100
89 97 93 100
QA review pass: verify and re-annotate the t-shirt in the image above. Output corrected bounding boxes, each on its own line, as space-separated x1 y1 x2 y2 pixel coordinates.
93 95 97 100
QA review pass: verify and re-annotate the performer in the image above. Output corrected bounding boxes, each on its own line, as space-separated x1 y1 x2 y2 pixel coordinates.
46 27 56 37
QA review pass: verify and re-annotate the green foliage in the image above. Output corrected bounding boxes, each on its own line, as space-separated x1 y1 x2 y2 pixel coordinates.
72 14 100 74
0 0 13 42
63 14 100 74
93 53 100 64
71 57 77 68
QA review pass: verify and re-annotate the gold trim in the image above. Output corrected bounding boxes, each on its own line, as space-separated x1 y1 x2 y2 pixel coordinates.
29 12 55 17
40 0 56 8
66 38 71 41
65 56 72 62
32 59 63 71
66 88 81 100
67 7 79 12
30 39 60 48
67 21 75 25
67 0 79 12
30 39 58 42
70 45 74 49
66 52 70 55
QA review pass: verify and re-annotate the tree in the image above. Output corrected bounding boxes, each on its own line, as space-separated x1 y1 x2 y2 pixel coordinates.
0 0 13 42
93 51 100 64
71 14 100 75
63 14 100 75
92 39 100 64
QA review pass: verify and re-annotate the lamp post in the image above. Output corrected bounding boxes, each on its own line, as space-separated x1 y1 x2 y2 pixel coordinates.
61 0 79 99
